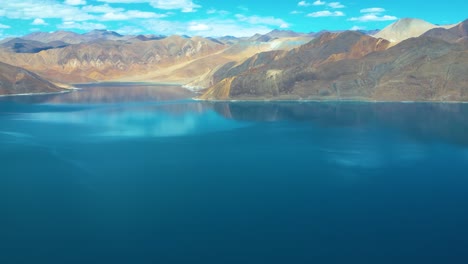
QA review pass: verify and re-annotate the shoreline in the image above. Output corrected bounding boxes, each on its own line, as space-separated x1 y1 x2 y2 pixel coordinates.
73 81 184 87
2 82 466 104
0 89 79 98
193 97 468 104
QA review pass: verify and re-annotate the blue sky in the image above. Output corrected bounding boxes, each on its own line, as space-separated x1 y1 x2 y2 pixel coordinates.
0 0 467 39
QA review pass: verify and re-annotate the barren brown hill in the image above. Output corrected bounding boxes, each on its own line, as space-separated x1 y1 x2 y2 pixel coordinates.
22 30 130 44
449 19 468 39
421 28 460 43
198 32 468 102
0 35 226 83
186 36 312 89
422 19 468 43
0 32 311 85
0 38 69 53
0 61 67 96
199 31 389 99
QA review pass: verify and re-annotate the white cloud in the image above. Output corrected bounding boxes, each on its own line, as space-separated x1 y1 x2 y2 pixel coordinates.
96 0 142 2
0 1 96 21
360 8 385 13
194 21 273 37
298 1 311 6
95 0 201 12
206 9 229 15
328 2 345 8
127 10 166 18
313 0 326 5
0 23 10 29
235 14 290 29
82 4 123 14
143 18 275 37
188 22 211 31
101 12 128 20
65 0 87 5
349 14 397 22
149 0 201 13
31 18 48 25
58 21 106 31
350 25 365 31
101 10 166 20
115 26 144 35
290 10 303 15
307 10 345 17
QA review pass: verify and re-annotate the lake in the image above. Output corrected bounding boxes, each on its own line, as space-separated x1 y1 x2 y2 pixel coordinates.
1 83 468 263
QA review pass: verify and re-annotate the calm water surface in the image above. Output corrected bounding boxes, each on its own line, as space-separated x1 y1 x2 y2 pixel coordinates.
1 84 468 263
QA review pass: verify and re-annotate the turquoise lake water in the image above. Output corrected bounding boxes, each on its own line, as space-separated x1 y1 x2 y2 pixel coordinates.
1 84 468 263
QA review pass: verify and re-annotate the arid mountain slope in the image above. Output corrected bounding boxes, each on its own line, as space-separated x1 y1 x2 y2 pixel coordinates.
133 36 313 87
22 30 131 44
0 31 311 84
1 38 69 53
374 18 452 44
0 35 226 83
0 61 67 95
422 19 468 43
199 32 468 102
450 19 468 38
199 31 389 99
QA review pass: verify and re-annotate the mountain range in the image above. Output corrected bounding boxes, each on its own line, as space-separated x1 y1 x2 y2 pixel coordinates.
199 18 468 101
0 18 467 101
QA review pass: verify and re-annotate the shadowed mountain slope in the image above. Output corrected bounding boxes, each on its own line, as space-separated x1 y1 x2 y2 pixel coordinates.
422 19 468 43
0 61 67 95
0 38 69 53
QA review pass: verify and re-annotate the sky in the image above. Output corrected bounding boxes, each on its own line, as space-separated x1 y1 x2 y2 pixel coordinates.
0 0 467 39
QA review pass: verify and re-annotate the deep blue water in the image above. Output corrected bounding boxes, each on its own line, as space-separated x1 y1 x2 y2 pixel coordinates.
1 84 468 264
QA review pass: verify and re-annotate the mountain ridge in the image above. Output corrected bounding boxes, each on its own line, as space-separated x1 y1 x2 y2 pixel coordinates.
1 17 467 100
198 21 468 102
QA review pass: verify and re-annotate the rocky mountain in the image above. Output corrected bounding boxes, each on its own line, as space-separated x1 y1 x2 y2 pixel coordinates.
182 35 314 89
421 28 460 43
374 18 453 44
0 38 69 53
265 29 303 39
449 18 468 39
22 31 84 44
132 34 167 42
357 29 380 36
22 30 130 45
248 30 311 42
0 30 312 84
0 35 227 83
198 30 468 102
421 19 468 43
0 61 67 96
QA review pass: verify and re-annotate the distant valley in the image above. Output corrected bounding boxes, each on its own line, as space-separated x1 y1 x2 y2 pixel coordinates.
0 18 467 101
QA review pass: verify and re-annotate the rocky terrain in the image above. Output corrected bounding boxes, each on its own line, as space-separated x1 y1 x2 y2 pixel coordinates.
0 30 312 86
373 18 454 44
422 19 468 43
199 19 468 102
0 61 68 96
